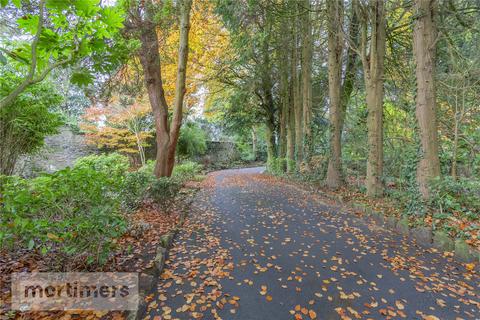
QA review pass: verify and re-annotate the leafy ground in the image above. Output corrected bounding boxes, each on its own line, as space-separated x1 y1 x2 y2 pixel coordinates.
143 168 479 320
286 175 480 249
0 193 190 320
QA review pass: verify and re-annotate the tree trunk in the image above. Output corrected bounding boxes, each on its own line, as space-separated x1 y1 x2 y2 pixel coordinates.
340 1 359 131
137 14 171 177
413 0 441 197
287 79 296 173
326 0 344 189
451 113 458 180
278 57 288 162
278 51 288 163
359 0 386 197
301 0 313 163
265 119 276 166
166 0 192 176
136 0 191 178
251 127 257 161
292 4 303 168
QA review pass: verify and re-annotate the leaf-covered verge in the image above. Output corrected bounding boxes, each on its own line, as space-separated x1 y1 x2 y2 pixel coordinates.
271 169 480 249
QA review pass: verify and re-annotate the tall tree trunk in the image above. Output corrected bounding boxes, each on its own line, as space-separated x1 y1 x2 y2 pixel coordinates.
278 42 288 163
292 4 303 168
413 0 441 197
261 28 278 169
135 0 192 178
287 79 296 173
340 1 359 131
265 118 276 166
301 0 313 163
137 9 171 177
451 113 459 179
166 0 192 176
359 0 386 197
251 127 257 161
326 0 344 189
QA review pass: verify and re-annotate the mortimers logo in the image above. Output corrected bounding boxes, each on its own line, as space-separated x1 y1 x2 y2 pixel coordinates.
11 272 138 311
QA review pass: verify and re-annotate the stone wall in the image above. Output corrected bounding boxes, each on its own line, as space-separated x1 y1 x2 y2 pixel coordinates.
14 127 94 177
196 141 240 167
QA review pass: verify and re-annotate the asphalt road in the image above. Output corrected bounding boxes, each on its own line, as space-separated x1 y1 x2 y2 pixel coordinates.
144 168 479 320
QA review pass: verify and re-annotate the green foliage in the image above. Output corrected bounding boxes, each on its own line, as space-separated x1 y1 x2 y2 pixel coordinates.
267 157 287 176
235 139 254 161
429 177 480 219
0 153 205 263
172 161 203 181
138 159 156 175
137 160 203 211
147 177 182 212
0 0 127 109
74 153 130 181
0 71 63 174
177 122 207 159
0 155 130 264
121 170 156 211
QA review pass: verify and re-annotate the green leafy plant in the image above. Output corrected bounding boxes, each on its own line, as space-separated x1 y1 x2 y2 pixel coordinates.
0 71 63 175
177 122 208 160
147 177 182 213
121 170 156 211
428 176 480 219
172 161 203 181
0 0 126 108
0 154 134 264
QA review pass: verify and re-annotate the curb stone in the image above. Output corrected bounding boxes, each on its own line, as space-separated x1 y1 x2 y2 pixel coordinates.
127 190 195 320
349 201 479 263
432 231 454 251
395 217 410 236
268 174 480 265
411 226 433 244
454 239 479 263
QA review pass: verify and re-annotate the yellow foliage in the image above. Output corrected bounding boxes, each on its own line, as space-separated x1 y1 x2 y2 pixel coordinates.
159 0 231 110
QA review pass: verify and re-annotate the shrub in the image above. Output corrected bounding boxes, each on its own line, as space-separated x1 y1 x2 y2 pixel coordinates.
138 159 156 175
177 122 207 159
74 153 130 180
0 163 127 264
429 177 480 218
121 170 156 211
147 177 182 212
0 154 205 263
267 157 287 176
172 161 203 182
0 72 63 175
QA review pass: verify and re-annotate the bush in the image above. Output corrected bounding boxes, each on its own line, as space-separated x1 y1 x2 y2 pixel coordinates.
147 177 182 212
172 161 203 182
429 177 480 218
121 170 156 211
177 122 207 159
74 153 130 180
0 162 128 264
267 157 287 176
0 72 63 175
0 154 205 263
138 159 156 174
